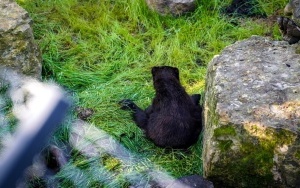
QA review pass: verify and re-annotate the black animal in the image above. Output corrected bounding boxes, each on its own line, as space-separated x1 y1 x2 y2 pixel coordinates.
120 66 202 149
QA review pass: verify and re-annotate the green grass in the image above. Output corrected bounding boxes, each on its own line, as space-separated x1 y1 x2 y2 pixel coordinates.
13 0 287 187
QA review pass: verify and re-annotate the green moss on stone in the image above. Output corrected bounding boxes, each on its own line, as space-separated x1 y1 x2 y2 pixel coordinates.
218 140 233 152
239 141 273 176
274 129 296 145
210 98 219 127
214 125 236 137
210 141 274 187
210 128 297 188
295 45 300 54
295 150 300 160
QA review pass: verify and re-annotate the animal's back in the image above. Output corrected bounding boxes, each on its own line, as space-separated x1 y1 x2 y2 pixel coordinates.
146 96 201 148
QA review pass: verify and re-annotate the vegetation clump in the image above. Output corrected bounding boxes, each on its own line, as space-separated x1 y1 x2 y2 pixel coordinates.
214 125 236 137
211 126 297 187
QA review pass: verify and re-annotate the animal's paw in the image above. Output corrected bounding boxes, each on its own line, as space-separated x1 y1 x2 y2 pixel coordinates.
119 99 137 111
277 16 300 44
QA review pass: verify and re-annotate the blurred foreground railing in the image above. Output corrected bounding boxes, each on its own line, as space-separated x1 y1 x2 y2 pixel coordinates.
0 69 70 187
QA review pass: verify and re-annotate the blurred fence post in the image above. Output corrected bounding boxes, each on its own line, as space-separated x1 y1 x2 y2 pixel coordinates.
0 81 69 188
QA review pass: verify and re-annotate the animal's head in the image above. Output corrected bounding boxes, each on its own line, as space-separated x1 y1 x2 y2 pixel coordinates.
151 66 180 81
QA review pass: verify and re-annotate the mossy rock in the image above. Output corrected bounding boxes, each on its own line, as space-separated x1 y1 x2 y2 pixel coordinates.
203 36 300 187
0 0 41 79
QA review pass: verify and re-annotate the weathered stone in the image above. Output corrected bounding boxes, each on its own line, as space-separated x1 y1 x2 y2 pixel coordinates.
0 0 42 79
203 36 300 187
284 0 300 26
278 0 300 44
277 16 300 44
145 0 196 16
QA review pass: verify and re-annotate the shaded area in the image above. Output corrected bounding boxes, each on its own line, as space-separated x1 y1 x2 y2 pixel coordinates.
277 16 300 44
223 0 266 18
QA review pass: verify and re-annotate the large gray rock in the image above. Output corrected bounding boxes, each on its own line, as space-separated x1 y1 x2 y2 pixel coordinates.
284 0 300 26
203 36 300 187
145 0 196 16
0 0 42 79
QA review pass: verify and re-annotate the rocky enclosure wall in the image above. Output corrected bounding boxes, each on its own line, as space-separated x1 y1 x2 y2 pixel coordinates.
0 0 41 79
203 36 300 187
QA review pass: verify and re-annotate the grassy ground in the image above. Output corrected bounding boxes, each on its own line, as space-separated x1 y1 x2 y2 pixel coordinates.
13 0 286 187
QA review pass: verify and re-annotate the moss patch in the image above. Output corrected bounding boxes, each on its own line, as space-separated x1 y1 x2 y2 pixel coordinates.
295 45 300 54
214 125 236 137
211 139 274 187
217 140 233 152
295 150 300 161
209 128 297 188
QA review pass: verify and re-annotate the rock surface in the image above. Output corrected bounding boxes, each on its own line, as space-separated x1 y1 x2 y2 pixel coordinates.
278 0 300 44
0 0 42 79
277 16 300 44
145 0 196 16
203 36 300 187
284 0 300 26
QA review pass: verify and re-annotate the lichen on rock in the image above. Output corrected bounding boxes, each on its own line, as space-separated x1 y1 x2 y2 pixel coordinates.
203 36 300 187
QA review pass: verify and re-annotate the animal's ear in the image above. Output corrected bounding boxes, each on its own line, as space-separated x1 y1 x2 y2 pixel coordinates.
173 67 179 80
151 66 159 76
